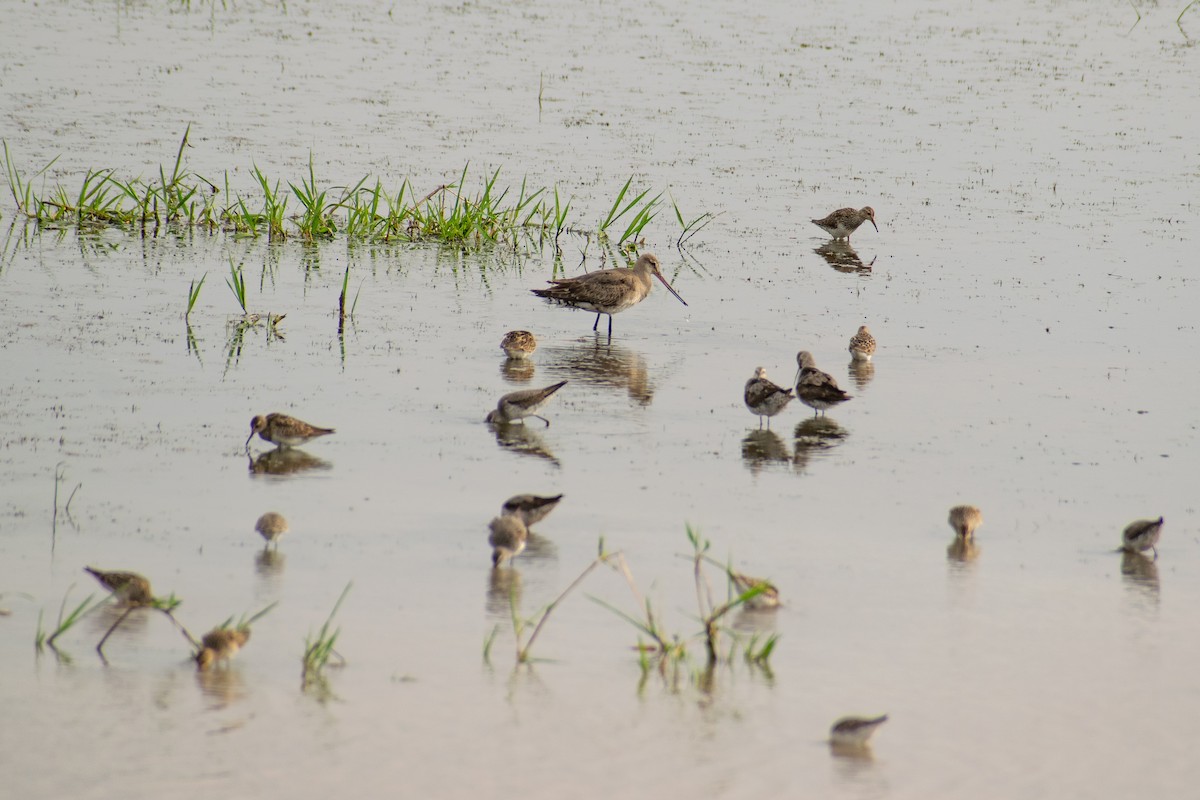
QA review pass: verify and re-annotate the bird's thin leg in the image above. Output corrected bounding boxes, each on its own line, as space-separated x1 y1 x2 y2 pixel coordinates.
592 313 601 332
1152 546 1158 561
534 415 551 427
606 315 613 338
96 606 136 660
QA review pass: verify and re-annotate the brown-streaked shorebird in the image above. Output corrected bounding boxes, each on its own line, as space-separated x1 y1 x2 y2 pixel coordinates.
501 494 564 527
794 351 851 416
195 627 251 671
829 715 888 747
531 252 687 337
1122 516 1164 560
247 413 335 450
730 571 781 609
488 514 528 567
849 325 877 361
811 207 878 242
255 512 289 549
948 505 983 540
500 330 537 360
84 567 154 606
485 381 567 426
744 367 794 429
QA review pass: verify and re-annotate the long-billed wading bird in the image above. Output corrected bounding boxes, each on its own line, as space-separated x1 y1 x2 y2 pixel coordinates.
1121 516 1164 560
531 252 687 337
744 367 794 429
485 381 567 426
794 351 851 416
247 413 335 450
84 567 154 606
811 207 878 242
501 494 564 527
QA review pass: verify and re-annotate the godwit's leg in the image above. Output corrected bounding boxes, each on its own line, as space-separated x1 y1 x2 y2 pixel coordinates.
532 415 551 427
606 315 613 338
592 313 601 332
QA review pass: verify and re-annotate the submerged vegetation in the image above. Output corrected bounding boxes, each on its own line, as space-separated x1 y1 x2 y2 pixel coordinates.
0 128 713 253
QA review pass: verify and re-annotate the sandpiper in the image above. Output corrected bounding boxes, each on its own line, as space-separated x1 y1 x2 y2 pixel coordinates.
948 505 983 539
1122 516 1164 560
501 494 564 527
830 715 888 747
531 252 687 337
195 627 251 671
744 367 794 428
849 325 877 361
500 330 537 359
730 571 781 609
255 512 289 549
84 567 154 606
811 207 878 242
485 381 567 426
247 413 335 450
488 514 528 567
794 351 851 416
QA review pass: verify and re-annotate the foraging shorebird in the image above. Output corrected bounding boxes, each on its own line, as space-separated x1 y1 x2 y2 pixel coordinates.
500 330 537 360
811 207 878 242
830 715 889 747
730 571 781 609
501 494 564 527
488 514 528 567
744 367 794 429
531 252 687 337
948 505 983 540
485 381 567 426
848 325 877 361
247 413 335 450
794 351 851 416
255 512 289 549
1122 516 1164 560
195 627 251 671
84 567 154 606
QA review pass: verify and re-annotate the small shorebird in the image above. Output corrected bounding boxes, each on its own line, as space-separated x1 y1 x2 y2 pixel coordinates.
812 207 878 242
744 367 794 429
488 514 528 567
195 627 251 671
730 571 781 609
830 715 888 747
247 413 335 450
255 512 289 549
501 494 564 527
84 567 154 606
500 330 537 359
1122 516 1164 560
848 325 877 361
948 505 983 539
794 351 851 416
531 252 687 337
485 381 567 426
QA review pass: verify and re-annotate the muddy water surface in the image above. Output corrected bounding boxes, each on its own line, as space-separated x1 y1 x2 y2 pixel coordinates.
2 1 1199 798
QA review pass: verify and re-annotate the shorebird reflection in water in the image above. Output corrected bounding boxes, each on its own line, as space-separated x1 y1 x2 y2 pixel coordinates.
744 367 794 429
485 381 567 426
246 412 335 450
811 206 878 242
547 337 654 405
742 429 792 475
531 252 687 337
248 447 331 476
1121 516 1164 560
794 351 851 417
814 240 875 273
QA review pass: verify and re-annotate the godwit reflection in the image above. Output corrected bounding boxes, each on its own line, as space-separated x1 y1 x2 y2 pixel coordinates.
542 337 654 406
792 417 848 472
1120 550 1160 611
741 429 791 476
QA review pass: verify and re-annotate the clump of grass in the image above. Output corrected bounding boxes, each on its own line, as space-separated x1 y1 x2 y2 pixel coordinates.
303 583 351 692
291 155 337 241
185 272 207 320
671 194 717 248
597 176 662 249
337 265 362 334
225 258 248 315
35 588 104 654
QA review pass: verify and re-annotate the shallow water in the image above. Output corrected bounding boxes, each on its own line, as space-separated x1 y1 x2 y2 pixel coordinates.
2 1 1199 798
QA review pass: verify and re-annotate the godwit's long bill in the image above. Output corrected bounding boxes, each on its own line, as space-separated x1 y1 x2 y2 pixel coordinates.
531 252 686 337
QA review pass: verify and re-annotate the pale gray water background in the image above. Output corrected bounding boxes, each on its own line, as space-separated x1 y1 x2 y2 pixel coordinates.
1 0 1199 797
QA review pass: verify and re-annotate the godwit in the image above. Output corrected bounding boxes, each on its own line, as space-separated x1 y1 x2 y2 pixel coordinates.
1122 516 1164 560
500 330 537 359
744 367 794 428
247 413 335 450
948 505 983 539
485 381 567 426
849 325 877 361
501 494 564 527
829 715 889 747
255 512 289 549
794 351 851 416
531 252 687 337
195 627 251 670
84 567 154 606
812 207 878 241
488 514 528 567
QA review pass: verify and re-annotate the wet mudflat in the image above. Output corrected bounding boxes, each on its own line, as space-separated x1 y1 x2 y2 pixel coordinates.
2 1 1199 798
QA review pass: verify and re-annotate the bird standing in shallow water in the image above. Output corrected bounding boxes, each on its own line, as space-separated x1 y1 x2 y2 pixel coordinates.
948 505 983 539
247 413 335 450
501 494 563 527
1122 516 1164 560
500 330 537 359
84 567 154 606
531 252 687 337
811 207 878 242
830 715 889 747
794 351 851 416
488 515 528 567
744 367 794 428
255 512 289 549
485 381 567 426
195 627 251 670
848 325 877 361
